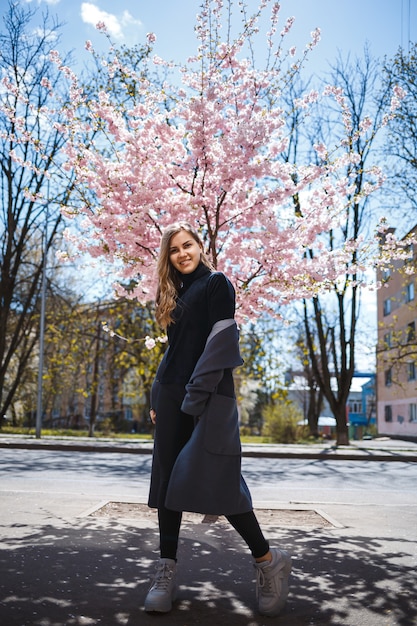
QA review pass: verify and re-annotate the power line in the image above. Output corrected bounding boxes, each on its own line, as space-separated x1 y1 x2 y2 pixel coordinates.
401 0 412 52
408 0 411 52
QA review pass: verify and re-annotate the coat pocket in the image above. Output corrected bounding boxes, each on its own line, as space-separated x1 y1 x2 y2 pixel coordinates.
203 393 241 456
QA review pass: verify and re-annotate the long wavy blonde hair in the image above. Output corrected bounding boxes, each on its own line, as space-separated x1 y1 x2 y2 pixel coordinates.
155 222 214 329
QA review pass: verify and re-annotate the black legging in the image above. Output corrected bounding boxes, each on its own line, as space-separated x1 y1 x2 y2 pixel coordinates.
158 505 269 561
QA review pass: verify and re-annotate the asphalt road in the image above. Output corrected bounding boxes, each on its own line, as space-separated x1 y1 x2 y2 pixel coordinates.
1 447 416 504
1 449 416 625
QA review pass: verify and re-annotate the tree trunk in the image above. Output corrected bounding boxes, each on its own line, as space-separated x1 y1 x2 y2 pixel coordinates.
334 402 350 445
307 385 321 438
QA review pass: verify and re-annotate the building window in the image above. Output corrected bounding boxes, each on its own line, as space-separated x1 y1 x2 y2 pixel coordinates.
381 267 391 281
406 282 415 303
385 368 392 387
384 332 392 348
349 401 362 414
408 362 416 381
383 298 391 316
407 321 415 342
384 405 393 422
410 404 417 423
124 407 133 420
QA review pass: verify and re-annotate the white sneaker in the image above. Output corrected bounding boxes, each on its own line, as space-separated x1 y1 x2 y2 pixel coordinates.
144 558 177 613
254 548 292 616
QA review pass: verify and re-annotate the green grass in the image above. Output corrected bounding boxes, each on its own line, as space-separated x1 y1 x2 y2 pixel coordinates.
2 426 268 443
240 435 271 444
0 426 153 440
0 426 328 445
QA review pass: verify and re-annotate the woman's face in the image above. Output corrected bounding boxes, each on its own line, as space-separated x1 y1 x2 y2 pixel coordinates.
169 230 202 274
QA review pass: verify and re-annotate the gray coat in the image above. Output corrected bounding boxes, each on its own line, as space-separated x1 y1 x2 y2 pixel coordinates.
165 320 253 516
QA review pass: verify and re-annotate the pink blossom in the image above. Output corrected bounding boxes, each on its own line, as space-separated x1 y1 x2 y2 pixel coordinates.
280 16 295 37
314 143 327 159
40 77 52 90
390 84 406 112
359 116 372 133
310 27 321 47
49 50 61 64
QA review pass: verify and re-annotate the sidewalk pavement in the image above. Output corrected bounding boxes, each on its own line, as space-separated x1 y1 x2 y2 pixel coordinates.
1 436 416 625
1 432 417 461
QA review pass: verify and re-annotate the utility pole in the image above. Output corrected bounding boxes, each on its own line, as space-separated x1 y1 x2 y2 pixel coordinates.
35 195 49 439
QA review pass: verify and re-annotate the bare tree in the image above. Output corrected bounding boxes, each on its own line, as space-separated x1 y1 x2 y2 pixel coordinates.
0 2 73 422
383 43 417 216
292 328 324 438
298 49 393 445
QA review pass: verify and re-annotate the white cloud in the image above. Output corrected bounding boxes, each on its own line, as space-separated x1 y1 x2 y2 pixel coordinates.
80 3 142 42
33 26 59 42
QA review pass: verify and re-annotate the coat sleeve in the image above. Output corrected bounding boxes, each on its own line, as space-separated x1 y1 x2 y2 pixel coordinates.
180 368 224 416
180 320 243 417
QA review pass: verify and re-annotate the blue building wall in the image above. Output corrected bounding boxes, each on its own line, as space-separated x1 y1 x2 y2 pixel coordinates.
348 376 376 437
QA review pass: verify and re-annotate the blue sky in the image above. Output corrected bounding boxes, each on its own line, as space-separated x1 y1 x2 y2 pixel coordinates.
17 0 417 75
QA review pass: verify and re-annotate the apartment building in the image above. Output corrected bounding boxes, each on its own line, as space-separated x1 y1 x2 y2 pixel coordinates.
376 226 417 440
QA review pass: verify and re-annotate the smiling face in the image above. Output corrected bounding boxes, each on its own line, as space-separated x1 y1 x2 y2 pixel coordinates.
169 229 202 274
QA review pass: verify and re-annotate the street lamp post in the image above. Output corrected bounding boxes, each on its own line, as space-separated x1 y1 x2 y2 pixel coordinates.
35 197 49 439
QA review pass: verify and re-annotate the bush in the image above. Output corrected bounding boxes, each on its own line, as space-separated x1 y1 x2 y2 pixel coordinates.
262 400 305 444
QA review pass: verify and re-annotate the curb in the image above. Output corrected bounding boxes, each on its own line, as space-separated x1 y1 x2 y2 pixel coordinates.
1 439 417 462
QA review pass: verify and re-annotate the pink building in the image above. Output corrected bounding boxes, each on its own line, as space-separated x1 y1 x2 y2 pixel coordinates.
376 225 417 440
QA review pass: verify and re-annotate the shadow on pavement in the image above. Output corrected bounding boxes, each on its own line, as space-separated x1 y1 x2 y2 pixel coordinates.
0 449 153 480
0 519 415 626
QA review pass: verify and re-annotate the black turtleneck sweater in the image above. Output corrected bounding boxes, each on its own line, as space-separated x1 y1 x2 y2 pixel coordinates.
159 263 236 385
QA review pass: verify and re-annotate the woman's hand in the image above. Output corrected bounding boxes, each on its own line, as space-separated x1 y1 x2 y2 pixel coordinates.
150 409 157 424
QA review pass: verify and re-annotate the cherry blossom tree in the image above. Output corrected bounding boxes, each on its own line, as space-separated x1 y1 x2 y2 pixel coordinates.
29 0 405 322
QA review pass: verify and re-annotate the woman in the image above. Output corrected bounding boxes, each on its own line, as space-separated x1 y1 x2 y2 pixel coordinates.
145 221 292 617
